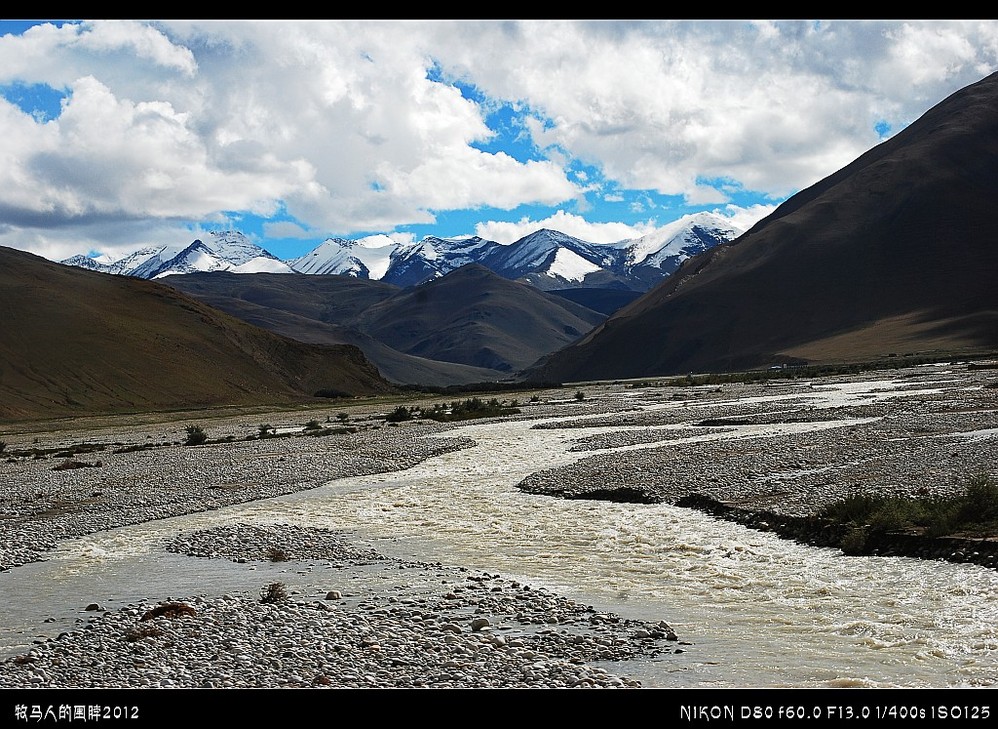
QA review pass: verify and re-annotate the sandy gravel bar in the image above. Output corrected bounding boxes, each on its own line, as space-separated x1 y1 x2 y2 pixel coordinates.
0 523 681 688
519 369 998 516
0 420 474 571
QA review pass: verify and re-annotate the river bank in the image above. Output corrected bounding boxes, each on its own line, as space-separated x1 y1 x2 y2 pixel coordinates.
0 393 684 688
518 364 998 568
1 366 996 688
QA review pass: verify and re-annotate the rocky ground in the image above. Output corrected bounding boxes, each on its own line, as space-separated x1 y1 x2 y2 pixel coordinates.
0 416 474 571
0 392 681 688
0 523 682 688
520 368 998 516
1 367 996 688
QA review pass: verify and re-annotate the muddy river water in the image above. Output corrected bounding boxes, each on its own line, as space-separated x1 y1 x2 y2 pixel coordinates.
2 376 996 688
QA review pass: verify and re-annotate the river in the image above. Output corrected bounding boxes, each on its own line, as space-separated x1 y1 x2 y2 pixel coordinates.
2 376 997 688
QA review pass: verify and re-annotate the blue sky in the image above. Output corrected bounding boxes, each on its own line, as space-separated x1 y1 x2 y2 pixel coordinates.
1 20 997 262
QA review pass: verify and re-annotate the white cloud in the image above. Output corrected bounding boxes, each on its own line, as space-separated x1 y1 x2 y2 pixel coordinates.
476 210 656 245
0 74 311 223
717 203 778 232
0 21 195 88
263 221 313 239
2 19 998 257
432 20 998 200
474 204 773 245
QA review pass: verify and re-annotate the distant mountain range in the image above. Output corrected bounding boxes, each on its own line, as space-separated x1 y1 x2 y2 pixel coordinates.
528 70 998 382
61 212 742 293
164 264 606 387
62 231 295 279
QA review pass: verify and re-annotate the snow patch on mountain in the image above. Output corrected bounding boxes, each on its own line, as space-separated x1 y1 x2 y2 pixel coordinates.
546 248 603 281
61 232 291 279
621 212 741 269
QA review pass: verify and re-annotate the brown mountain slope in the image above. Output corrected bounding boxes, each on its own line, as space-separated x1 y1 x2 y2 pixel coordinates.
349 264 606 373
164 272 508 386
528 71 998 382
0 247 392 420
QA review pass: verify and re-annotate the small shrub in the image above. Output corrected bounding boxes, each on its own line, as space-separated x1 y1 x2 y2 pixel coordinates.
184 425 208 446
304 420 322 431
261 582 289 604
385 405 413 423
574 390 586 401
140 601 197 621
336 413 349 423
868 500 916 532
258 424 274 438
839 527 868 555
959 473 998 523
821 493 880 524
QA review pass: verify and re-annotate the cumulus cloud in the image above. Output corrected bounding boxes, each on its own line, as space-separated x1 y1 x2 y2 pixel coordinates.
718 203 778 232
1 19 998 258
475 203 772 245
476 210 657 244
433 20 998 199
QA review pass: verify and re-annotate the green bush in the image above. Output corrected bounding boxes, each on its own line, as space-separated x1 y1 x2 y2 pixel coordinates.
821 493 881 524
959 473 998 523
265 546 290 562
839 527 869 555
184 425 208 446
385 405 413 423
260 582 289 604
822 474 998 540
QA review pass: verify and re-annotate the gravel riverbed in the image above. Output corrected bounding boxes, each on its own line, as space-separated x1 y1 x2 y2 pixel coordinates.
0 398 680 688
1 368 996 689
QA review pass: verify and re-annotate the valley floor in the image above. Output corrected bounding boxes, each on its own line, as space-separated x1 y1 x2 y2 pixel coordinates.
0 364 995 689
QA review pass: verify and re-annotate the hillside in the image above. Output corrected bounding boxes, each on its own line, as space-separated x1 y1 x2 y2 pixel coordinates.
0 247 392 420
528 71 998 382
166 266 606 382
349 264 606 373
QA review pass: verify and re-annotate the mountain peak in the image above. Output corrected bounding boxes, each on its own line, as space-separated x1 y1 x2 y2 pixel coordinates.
61 217 742 292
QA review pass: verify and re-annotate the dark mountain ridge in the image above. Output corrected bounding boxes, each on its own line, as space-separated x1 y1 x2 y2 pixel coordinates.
164 264 606 384
528 71 998 382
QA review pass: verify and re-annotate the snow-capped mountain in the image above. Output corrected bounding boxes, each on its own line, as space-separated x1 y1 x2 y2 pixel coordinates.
619 211 741 272
152 232 293 278
386 236 496 287
284 216 741 291
60 216 742 291
60 254 111 273
61 232 293 279
480 229 625 290
289 234 399 278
